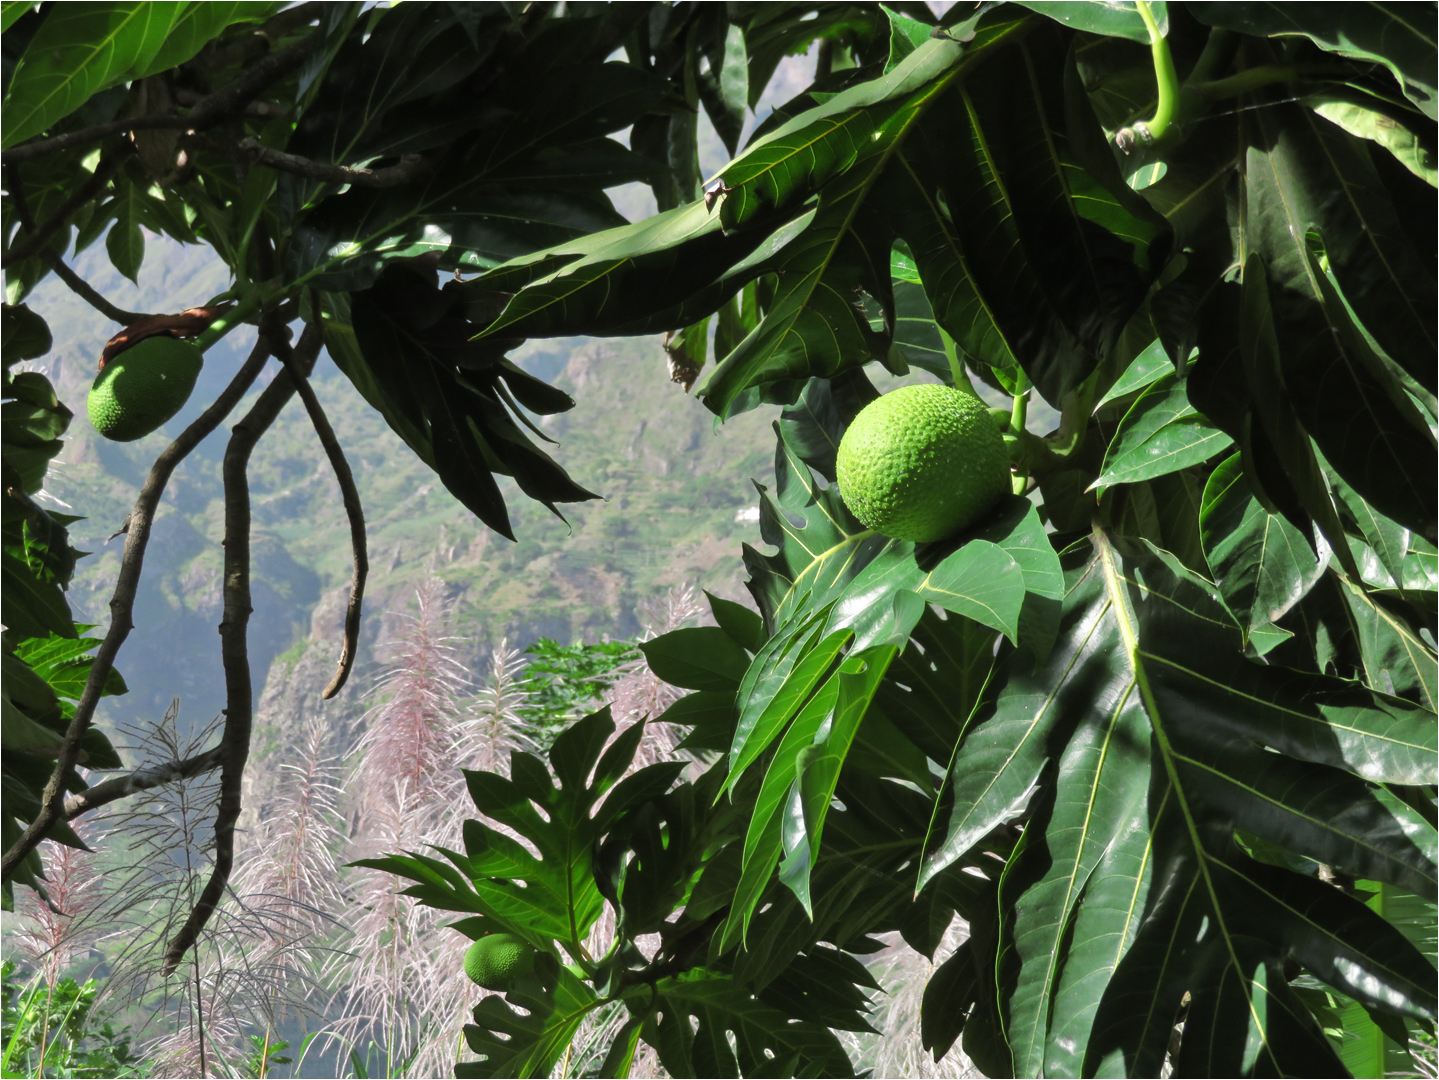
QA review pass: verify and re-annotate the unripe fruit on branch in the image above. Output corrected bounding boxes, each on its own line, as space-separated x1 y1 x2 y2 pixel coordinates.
464 933 536 992
836 384 1010 543
87 335 203 442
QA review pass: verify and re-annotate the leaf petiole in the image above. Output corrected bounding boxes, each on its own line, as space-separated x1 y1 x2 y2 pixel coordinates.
1117 1 1181 151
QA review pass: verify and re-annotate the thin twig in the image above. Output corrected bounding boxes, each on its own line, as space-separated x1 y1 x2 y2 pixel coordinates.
236 138 429 189
4 161 150 324
2 150 131 267
270 316 368 698
1 29 321 165
40 252 151 324
63 747 224 820
162 320 324 975
0 337 274 887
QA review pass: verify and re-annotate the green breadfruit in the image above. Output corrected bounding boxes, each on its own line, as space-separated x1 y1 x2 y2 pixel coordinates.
86 335 203 442
836 384 1010 542
464 933 536 992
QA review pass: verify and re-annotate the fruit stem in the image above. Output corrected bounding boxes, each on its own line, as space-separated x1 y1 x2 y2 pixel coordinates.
191 291 267 355
940 329 977 395
1010 389 1030 495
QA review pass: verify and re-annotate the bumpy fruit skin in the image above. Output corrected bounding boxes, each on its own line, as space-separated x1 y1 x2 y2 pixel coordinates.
464 934 536 992
836 384 1010 542
87 335 203 442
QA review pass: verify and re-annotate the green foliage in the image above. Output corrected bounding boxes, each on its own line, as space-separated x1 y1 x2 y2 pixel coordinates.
2 1 1435 1076
373 3 1436 1076
2 307 126 908
522 638 638 746
0 961 141 1079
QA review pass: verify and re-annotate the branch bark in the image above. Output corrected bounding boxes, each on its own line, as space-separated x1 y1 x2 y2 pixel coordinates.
64 747 224 820
1 28 321 164
161 320 325 975
270 319 368 698
0 337 274 886
41 252 152 324
236 138 429 188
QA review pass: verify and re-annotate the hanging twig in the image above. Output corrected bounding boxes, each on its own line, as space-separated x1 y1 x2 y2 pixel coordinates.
3 163 151 324
41 253 153 324
0 337 275 886
162 320 325 975
270 312 368 698
236 138 429 189
1 28 321 164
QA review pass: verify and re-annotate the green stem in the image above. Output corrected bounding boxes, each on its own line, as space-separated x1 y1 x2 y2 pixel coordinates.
191 291 266 355
1118 1 1180 150
940 328 976 395
1010 389 1029 495
1188 63 1346 101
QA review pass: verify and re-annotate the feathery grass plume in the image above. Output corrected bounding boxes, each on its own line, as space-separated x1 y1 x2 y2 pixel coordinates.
334 781 461 1077
607 584 705 764
352 576 472 832
13 818 106 988
335 576 483 1077
143 968 247 1079
66 702 322 1076
455 636 536 779
232 714 346 954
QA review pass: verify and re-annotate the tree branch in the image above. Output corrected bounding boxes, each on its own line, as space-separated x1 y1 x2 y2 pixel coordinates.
0 28 321 164
162 319 324 975
202 1 328 71
235 138 429 188
270 316 368 698
5 160 151 322
40 252 152 324
64 747 223 820
0 337 274 887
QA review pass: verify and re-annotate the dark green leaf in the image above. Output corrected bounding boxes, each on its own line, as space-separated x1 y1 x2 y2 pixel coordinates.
1094 371 1233 489
643 970 855 1078
460 962 600 1079
639 626 752 692
1016 1 1167 43
1188 2 1439 120
1200 452 1328 655
2 2 184 148
1 304 50 365
1245 104 1437 537
705 590 766 653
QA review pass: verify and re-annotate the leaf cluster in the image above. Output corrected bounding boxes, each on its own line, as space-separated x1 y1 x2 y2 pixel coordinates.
374 3 1437 1076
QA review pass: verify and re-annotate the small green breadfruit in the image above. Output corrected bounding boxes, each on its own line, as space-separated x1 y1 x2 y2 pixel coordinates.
464 934 536 992
87 335 203 442
836 384 1010 542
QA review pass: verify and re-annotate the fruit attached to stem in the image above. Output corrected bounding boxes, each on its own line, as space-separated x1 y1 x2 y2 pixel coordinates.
464 933 536 992
87 335 203 442
836 384 1010 542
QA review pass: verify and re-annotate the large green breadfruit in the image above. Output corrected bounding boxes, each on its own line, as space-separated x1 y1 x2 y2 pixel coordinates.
87 335 203 442
836 383 1010 542
463 933 536 992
